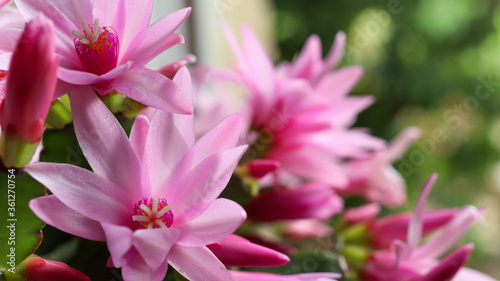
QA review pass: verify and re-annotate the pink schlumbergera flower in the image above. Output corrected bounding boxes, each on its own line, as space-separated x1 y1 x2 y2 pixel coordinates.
0 0 192 113
361 174 495 281
26 68 249 281
196 25 384 188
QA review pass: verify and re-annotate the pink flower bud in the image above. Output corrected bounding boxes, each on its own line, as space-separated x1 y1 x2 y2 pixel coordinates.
0 14 59 167
246 159 280 179
246 183 343 222
23 256 90 281
207 235 290 267
421 244 473 281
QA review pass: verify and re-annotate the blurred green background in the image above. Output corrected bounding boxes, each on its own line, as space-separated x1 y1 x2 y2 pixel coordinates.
273 0 500 278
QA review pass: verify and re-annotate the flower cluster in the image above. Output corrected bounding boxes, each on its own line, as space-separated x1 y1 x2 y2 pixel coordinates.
0 1 495 281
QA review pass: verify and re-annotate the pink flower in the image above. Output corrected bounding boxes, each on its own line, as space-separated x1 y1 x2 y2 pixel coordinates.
339 127 421 207
245 182 343 222
2 0 192 113
361 174 490 281
0 14 59 168
230 271 340 281
26 68 248 281
21 256 90 281
207 235 290 267
207 25 383 187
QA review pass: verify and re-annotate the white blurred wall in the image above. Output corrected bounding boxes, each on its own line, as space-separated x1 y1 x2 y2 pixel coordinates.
148 0 275 69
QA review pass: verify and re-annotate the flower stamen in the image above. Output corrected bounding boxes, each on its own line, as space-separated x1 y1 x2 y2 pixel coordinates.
72 18 119 75
131 196 173 230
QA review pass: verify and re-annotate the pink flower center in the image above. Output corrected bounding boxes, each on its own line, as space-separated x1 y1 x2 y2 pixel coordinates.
72 18 119 76
131 196 173 230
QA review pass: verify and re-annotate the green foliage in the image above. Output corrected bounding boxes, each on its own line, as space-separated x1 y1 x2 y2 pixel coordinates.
0 170 45 275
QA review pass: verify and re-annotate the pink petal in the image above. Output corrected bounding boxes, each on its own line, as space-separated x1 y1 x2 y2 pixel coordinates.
323 31 346 73
15 0 93 35
176 198 246 246
168 245 235 281
129 114 150 160
420 244 473 281
385 127 421 162
187 113 243 169
29 195 105 241
94 0 154 56
412 206 483 260
315 66 364 99
0 27 22 53
408 174 438 251
101 223 134 268
57 61 132 87
120 7 191 66
453 267 498 281
121 253 169 281
287 34 322 81
240 24 275 97
166 145 247 224
273 148 348 187
343 203 381 224
112 66 192 114
71 87 143 200
25 162 131 225
143 109 191 195
230 271 340 281
0 53 12 69
132 228 181 271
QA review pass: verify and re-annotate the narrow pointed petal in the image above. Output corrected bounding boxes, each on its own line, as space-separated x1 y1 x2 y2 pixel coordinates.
241 24 275 96
71 87 143 200
385 127 421 162
112 66 193 114
25 163 131 225
144 110 191 195
287 34 322 81
420 244 473 281
121 7 191 66
208 235 290 267
101 223 134 268
187 113 243 169
132 228 180 271
323 31 346 73
412 206 483 260
130 114 150 160
168 245 235 281
29 195 105 241
167 145 247 224
122 254 169 281
408 173 438 251
315 66 364 99
176 198 246 246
